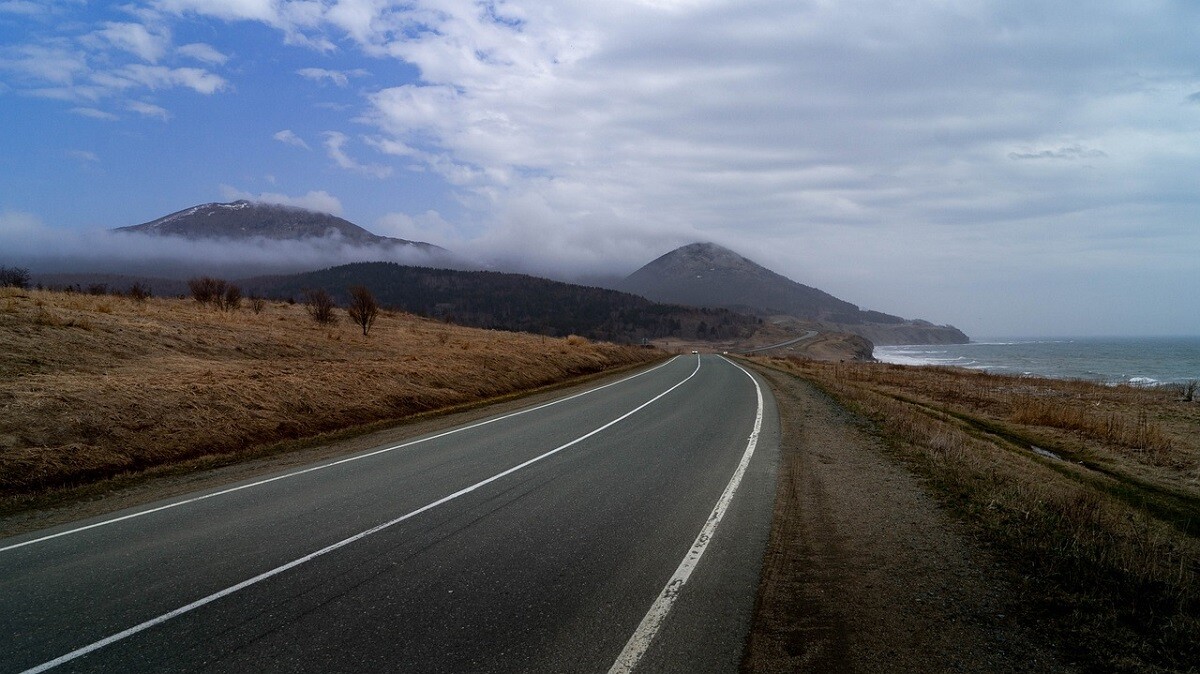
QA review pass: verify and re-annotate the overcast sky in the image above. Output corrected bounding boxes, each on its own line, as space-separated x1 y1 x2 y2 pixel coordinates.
2 0 1199 338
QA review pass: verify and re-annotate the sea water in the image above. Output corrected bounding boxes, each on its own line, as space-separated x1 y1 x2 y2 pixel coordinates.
874 337 1200 386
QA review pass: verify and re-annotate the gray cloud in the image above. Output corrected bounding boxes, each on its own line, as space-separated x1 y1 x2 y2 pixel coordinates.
1008 145 1108 161
12 1 1200 335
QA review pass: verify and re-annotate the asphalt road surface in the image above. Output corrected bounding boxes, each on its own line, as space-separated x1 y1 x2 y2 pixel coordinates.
1 355 779 673
736 330 819 354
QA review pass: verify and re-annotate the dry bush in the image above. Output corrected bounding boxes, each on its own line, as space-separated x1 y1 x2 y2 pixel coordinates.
218 284 242 312
0 266 30 289
188 277 225 306
127 282 151 303
303 288 336 324
565 335 589 346
346 285 378 336
249 295 266 314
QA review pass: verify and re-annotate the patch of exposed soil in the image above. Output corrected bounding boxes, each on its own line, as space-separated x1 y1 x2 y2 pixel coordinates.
742 366 1074 673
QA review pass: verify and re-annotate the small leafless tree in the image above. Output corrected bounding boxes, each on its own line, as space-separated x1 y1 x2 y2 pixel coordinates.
346 285 379 336
303 288 337 324
1182 380 1198 403
219 283 242 312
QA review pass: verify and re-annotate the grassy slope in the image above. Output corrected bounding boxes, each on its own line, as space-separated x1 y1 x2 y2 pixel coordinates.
757 357 1199 672
0 288 661 503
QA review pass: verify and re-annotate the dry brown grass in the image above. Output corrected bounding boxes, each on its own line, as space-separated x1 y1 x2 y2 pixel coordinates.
752 357 1200 672
0 288 660 499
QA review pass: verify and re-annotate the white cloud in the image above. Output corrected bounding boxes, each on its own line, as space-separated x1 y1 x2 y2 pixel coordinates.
177 42 228 65
89 21 170 63
0 210 43 238
115 64 227 94
375 210 460 246
273 129 310 150
0 1 47 16
219 185 344 216
8 0 1200 334
323 131 392 178
0 43 88 86
0 9 228 110
295 67 367 87
66 149 99 163
128 100 170 120
70 106 118 120
1 212 442 279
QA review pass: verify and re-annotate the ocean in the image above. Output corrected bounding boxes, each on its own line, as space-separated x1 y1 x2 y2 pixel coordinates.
874 337 1200 387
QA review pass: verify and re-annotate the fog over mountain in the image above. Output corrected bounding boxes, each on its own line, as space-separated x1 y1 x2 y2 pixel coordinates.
3 201 451 279
116 200 442 250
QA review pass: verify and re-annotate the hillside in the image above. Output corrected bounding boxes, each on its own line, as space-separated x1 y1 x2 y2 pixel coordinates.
244 262 761 344
618 243 968 345
115 200 442 251
0 287 660 502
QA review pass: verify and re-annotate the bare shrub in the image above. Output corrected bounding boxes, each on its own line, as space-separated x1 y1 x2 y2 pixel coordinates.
86 283 108 296
249 294 266 314
188 277 226 306
346 285 379 336
127 282 151 302
1181 381 1197 403
303 288 337 324
0 266 30 289
219 284 242 312
566 335 589 346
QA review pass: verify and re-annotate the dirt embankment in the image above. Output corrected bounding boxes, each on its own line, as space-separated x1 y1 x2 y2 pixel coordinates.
742 365 1071 673
789 332 874 362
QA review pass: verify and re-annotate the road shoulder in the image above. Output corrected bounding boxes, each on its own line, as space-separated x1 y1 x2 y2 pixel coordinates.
741 365 1072 673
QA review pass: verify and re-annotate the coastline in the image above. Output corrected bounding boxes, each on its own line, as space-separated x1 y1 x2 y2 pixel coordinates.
875 336 1200 387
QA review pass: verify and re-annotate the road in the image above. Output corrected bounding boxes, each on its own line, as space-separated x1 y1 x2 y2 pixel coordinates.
0 355 779 673
736 330 819 354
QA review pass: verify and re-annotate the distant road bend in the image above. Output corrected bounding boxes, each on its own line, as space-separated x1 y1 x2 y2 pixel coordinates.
1 355 780 673
736 330 819 354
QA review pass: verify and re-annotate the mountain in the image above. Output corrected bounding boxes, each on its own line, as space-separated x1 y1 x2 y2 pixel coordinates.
115 200 442 251
618 242 968 345
618 242 866 322
243 262 761 344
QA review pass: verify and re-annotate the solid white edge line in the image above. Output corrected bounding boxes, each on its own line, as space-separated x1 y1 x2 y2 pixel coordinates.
0 357 681 555
607 356 764 674
19 357 705 674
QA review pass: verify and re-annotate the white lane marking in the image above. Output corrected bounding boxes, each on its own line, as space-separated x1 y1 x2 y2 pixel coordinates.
1 358 681 554
19 358 705 674
607 356 764 674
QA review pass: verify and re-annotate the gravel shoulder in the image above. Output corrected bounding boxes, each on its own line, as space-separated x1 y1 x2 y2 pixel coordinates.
742 365 1073 673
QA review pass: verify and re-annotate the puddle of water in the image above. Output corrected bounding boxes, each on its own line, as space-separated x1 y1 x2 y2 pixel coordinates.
1030 445 1064 461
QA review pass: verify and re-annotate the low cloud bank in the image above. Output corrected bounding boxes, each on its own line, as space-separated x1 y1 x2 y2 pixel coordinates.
1 211 447 280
